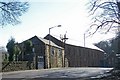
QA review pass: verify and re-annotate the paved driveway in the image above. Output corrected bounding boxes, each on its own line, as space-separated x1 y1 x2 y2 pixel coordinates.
1 67 113 80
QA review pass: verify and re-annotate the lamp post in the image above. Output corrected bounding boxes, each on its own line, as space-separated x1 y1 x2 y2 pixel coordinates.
48 25 61 68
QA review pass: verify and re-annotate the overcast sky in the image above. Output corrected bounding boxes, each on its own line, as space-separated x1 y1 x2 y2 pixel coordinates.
0 0 116 49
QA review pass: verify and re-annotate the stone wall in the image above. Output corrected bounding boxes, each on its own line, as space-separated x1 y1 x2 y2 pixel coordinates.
45 45 64 68
2 61 35 72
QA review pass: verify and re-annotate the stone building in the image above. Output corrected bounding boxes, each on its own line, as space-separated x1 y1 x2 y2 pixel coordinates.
0 46 8 61
19 36 64 69
44 34 105 67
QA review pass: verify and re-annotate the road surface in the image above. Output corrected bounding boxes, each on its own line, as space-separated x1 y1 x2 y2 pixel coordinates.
1 67 112 80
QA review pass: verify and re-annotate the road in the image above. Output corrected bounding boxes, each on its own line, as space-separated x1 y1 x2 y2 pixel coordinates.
1 67 112 80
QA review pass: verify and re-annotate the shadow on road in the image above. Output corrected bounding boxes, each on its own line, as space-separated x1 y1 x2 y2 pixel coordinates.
1 78 92 80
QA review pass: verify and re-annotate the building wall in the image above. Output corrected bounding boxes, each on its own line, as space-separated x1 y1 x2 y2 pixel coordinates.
30 36 46 69
20 36 64 69
44 35 104 67
45 45 64 68
2 52 8 61
65 44 104 67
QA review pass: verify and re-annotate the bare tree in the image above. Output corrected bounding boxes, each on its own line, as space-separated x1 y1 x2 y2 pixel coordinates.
88 0 120 35
0 1 29 27
88 0 120 70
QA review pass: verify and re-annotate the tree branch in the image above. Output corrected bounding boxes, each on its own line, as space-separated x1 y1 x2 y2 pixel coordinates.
0 1 29 26
90 20 120 35
90 1 117 15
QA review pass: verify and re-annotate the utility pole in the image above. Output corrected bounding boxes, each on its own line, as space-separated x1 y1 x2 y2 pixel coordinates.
84 33 85 47
60 32 68 67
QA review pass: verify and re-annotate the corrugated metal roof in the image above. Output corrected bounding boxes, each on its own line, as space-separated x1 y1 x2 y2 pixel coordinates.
38 37 63 49
85 44 104 52
45 35 104 52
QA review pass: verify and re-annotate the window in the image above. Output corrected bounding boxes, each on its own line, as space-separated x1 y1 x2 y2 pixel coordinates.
51 47 54 55
58 49 62 56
